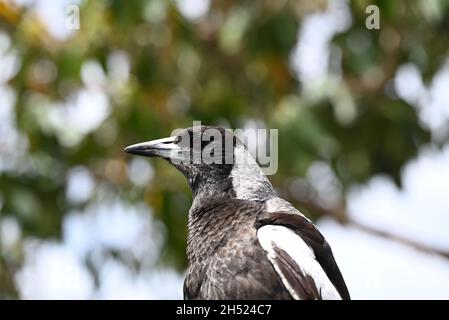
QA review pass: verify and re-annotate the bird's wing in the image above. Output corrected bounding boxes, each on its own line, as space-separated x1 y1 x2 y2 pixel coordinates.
256 212 350 300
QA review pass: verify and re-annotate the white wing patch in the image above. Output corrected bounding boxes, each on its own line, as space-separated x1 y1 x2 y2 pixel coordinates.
257 225 341 300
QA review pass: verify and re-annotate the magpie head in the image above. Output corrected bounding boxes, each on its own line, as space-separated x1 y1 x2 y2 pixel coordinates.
125 125 274 201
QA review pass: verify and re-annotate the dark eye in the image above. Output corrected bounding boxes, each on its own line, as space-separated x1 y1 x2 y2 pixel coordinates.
173 135 182 144
175 132 193 148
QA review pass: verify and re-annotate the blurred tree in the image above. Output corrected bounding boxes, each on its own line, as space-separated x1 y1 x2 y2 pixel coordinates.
0 0 448 298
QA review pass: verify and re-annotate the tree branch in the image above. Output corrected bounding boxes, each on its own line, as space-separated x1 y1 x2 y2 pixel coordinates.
295 198 449 260
348 220 449 259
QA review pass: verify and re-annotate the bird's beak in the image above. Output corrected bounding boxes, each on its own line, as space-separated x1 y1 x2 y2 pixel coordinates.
124 136 181 160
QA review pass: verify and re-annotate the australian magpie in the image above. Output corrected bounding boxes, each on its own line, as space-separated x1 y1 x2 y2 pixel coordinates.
125 126 350 300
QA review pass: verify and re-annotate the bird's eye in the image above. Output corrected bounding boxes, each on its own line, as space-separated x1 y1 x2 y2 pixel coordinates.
174 133 192 149
173 135 182 144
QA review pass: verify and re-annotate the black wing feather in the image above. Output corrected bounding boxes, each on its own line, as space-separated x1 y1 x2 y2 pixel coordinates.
272 244 322 300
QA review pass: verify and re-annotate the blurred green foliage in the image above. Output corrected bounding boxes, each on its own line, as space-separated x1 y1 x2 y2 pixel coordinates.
0 0 448 298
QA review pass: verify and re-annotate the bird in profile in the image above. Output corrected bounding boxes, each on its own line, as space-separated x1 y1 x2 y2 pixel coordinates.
125 126 350 300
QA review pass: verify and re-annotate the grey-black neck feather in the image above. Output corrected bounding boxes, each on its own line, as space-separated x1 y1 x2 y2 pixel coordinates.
188 143 276 215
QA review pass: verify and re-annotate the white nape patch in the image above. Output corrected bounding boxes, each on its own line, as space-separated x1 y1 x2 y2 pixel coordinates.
257 225 341 300
230 145 270 200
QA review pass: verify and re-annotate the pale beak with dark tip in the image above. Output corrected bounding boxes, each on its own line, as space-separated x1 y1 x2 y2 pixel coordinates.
124 136 181 160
